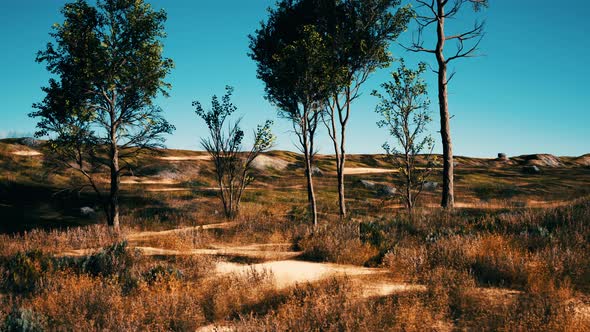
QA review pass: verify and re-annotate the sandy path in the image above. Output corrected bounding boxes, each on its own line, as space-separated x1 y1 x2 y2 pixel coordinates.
11 150 42 156
120 177 179 185
127 221 238 241
215 260 398 290
145 187 191 192
134 243 299 261
343 167 397 175
158 155 211 161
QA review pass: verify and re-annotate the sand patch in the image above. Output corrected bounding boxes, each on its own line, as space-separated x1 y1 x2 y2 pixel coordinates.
120 177 179 185
343 167 398 175
127 221 238 241
215 260 384 289
145 187 191 192
251 155 289 171
158 155 210 161
134 244 299 261
11 150 42 156
360 281 426 298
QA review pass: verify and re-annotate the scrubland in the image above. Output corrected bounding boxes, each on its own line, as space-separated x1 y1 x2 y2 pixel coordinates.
1 139 589 331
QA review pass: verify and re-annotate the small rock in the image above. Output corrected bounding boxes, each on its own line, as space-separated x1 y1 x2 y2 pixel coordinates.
311 166 323 177
80 207 95 217
498 153 508 161
423 181 438 192
359 180 376 189
20 137 40 147
376 185 397 197
522 165 541 174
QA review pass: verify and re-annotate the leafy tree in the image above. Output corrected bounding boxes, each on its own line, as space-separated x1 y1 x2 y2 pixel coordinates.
320 0 411 218
31 0 174 230
249 2 335 227
194 86 275 219
404 0 487 208
373 60 435 213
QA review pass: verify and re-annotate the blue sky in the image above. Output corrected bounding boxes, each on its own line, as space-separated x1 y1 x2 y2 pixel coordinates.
0 1 588 157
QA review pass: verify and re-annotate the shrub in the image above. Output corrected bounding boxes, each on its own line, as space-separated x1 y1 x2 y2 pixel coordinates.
80 241 141 292
2 308 45 332
142 265 183 284
297 223 378 266
1 251 53 295
81 241 139 278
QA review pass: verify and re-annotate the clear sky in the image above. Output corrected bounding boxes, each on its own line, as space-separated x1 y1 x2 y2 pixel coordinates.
0 1 588 157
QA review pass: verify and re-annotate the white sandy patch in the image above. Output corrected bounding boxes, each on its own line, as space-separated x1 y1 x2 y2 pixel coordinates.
11 150 42 156
120 177 179 185
215 260 383 289
360 281 427 298
145 187 191 192
158 155 210 161
127 221 238 240
343 167 397 175
133 243 298 261
251 155 289 171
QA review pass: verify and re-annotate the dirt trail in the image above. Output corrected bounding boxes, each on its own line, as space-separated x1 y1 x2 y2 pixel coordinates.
158 155 211 161
120 177 179 185
127 221 237 241
11 150 42 156
343 167 397 175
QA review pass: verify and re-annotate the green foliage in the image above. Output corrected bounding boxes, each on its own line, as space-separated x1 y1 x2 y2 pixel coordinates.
373 60 435 211
30 0 175 226
1 251 53 296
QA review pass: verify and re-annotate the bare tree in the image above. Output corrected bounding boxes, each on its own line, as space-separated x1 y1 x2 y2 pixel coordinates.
403 0 487 208
194 86 275 219
373 60 435 213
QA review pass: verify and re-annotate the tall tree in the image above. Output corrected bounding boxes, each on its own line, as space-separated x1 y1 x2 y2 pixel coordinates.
373 60 435 213
194 86 275 219
321 0 411 218
31 0 174 230
404 0 487 208
249 2 334 227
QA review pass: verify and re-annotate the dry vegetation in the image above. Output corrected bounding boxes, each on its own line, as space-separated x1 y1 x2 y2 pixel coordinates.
0 139 590 331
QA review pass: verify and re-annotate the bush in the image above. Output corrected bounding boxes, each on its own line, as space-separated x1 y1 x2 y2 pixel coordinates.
81 241 139 278
473 183 520 201
297 223 378 266
80 241 141 292
2 308 45 332
1 251 53 295
142 265 183 284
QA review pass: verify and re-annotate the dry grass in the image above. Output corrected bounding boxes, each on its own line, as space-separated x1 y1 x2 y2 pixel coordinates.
1 140 590 330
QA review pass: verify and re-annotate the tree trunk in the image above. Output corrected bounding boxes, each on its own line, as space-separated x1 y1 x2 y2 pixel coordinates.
305 154 318 227
436 1 455 208
337 129 346 218
303 117 318 227
108 99 121 231
109 139 120 231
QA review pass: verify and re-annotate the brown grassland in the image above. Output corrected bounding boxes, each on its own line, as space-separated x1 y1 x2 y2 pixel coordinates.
0 138 589 331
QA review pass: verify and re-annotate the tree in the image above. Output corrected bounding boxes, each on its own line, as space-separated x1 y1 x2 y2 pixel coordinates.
249 2 335 227
320 0 411 218
194 86 275 219
31 0 174 230
403 0 487 208
372 60 435 213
